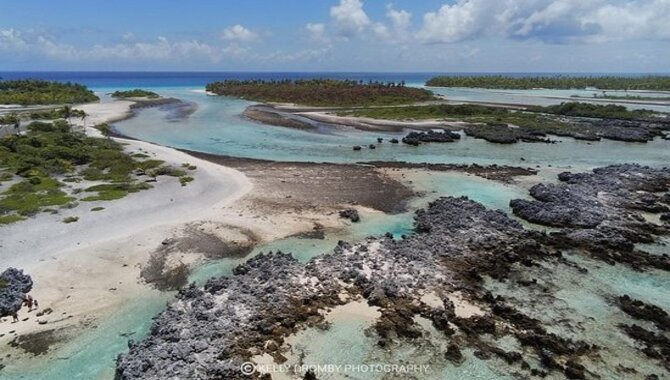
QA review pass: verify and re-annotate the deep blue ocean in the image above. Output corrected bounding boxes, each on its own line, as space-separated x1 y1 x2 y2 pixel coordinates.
0 71 658 89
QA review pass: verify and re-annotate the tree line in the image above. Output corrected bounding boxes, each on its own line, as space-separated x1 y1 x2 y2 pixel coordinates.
206 79 433 107
426 76 670 91
0 80 99 105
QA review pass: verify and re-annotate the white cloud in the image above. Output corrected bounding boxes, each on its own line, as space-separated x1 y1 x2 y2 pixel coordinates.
416 0 670 44
305 23 329 43
387 7 412 35
221 24 258 42
0 30 226 63
330 0 371 36
0 29 28 50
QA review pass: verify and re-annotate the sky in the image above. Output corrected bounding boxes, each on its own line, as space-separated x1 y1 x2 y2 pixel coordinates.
1 0 669 72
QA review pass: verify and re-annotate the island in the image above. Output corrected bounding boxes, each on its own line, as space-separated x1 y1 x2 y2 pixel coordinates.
425 75 670 91
111 89 160 99
205 79 435 106
0 80 99 105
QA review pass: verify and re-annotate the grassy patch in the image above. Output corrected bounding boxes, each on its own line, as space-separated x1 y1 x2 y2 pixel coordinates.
62 216 79 223
179 176 194 186
0 121 172 223
0 177 74 216
82 182 153 202
0 214 27 225
90 207 105 212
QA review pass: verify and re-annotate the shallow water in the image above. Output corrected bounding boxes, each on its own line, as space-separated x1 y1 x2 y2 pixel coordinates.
5 80 670 379
1 293 169 380
428 86 670 113
112 88 670 170
485 250 670 379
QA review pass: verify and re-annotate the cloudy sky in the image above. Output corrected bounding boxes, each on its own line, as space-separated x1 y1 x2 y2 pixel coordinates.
1 0 669 72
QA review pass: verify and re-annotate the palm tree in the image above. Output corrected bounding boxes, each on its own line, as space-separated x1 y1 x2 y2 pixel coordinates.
97 123 113 146
61 105 72 131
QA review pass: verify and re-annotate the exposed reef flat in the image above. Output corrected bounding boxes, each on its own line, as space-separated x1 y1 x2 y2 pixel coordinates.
243 105 314 130
360 161 538 183
511 164 670 271
116 164 670 380
180 150 415 214
244 103 670 145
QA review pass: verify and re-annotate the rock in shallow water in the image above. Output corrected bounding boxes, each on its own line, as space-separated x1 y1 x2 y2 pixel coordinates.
0 268 33 317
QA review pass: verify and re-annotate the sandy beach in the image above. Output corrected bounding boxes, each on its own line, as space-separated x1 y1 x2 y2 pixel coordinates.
0 97 417 358
0 99 253 349
0 98 342 355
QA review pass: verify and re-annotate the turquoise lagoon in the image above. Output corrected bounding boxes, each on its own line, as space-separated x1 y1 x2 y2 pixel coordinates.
3 79 669 379
111 88 670 170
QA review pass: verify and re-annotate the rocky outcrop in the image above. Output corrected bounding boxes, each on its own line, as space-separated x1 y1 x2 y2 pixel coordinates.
117 166 670 379
463 123 553 144
0 268 33 317
461 117 670 145
402 129 460 146
511 164 670 270
339 208 360 223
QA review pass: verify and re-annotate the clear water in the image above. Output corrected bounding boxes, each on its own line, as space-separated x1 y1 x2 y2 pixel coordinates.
486 251 670 378
112 88 670 170
2 72 669 379
1 293 169 380
429 87 670 113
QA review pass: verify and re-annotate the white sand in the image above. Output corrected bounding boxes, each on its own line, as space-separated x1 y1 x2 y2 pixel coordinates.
298 111 448 131
0 99 253 342
0 98 353 353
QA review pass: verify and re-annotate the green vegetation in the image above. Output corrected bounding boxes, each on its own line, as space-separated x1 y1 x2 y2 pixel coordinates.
0 278 6 289
348 103 507 120
426 75 670 91
28 107 87 121
349 102 660 123
179 176 194 186
572 94 670 101
111 89 160 99
63 216 79 224
530 102 658 120
82 182 152 202
0 214 26 225
0 80 99 105
206 79 435 107
0 113 20 126
0 120 193 225
90 207 105 212
0 177 74 217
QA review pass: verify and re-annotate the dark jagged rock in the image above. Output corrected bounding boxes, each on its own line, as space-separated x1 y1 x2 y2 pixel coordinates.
0 268 33 317
444 343 465 364
511 164 670 270
117 165 670 378
352 145 362 151
463 123 553 144
389 138 399 144
619 324 670 369
402 129 460 146
617 295 670 330
339 208 360 223
564 359 586 379
511 183 606 228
